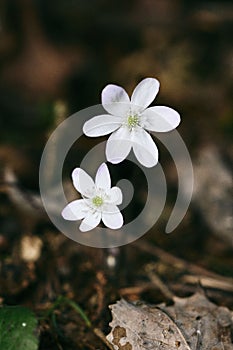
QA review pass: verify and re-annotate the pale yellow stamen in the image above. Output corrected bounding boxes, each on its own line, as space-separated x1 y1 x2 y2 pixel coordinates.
92 196 104 207
127 115 139 128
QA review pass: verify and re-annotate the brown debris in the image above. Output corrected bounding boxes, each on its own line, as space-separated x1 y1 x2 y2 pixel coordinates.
107 293 233 350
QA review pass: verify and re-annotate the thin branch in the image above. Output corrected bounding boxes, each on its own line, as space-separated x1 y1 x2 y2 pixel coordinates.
145 263 175 301
133 240 233 284
182 275 233 293
119 282 155 296
93 328 115 350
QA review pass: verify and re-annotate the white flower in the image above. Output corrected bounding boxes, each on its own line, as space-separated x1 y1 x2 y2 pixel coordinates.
83 77 181 167
61 163 123 232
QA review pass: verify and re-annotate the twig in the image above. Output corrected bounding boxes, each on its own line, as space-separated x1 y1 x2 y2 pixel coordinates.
133 240 233 284
182 275 233 293
119 282 155 296
145 263 175 301
195 329 202 350
93 328 115 350
94 271 106 319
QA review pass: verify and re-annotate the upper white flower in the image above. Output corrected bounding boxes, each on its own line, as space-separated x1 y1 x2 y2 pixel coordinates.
61 163 123 232
83 77 181 167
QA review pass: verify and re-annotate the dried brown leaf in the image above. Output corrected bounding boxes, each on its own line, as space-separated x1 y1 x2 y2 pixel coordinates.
107 293 233 350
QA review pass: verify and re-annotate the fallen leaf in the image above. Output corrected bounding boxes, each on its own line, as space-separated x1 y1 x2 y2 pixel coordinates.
107 293 233 350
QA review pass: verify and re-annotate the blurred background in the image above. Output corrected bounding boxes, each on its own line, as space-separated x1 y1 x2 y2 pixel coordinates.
0 0 232 349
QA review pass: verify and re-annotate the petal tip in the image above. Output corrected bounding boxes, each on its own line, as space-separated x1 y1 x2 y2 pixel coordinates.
107 157 123 164
98 162 107 172
72 167 80 176
61 207 75 221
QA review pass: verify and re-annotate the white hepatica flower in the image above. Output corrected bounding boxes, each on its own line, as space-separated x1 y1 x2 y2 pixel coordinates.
83 77 181 167
61 163 123 232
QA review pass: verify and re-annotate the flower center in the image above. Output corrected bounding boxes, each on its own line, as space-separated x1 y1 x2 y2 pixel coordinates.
92 195 104 207
127 115 139 128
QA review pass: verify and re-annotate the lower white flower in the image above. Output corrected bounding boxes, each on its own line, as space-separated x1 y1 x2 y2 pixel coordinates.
83 77 181 167
61 163 123 232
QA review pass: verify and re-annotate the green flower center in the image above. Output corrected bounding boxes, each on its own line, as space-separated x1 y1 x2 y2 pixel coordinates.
127 115 139 128
92 196 104 207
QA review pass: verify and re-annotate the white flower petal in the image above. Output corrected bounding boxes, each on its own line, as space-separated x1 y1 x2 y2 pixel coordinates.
132 128 159 167
95 163 111 191
131 78 160 110
79 211 101 232
102 84 130 104
83 114 122 137
102 84 130 116
142 106 181 132
102 206 123 229
106 127 132 164
107 186 123 205
62 199 88 221
72 168 95 197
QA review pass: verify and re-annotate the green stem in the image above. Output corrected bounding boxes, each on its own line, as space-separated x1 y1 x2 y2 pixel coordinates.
65 298 92 328
43 295 92 328
41 295 114 350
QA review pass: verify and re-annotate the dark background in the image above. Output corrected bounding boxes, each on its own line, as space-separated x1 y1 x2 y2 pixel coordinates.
0 1 232 349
